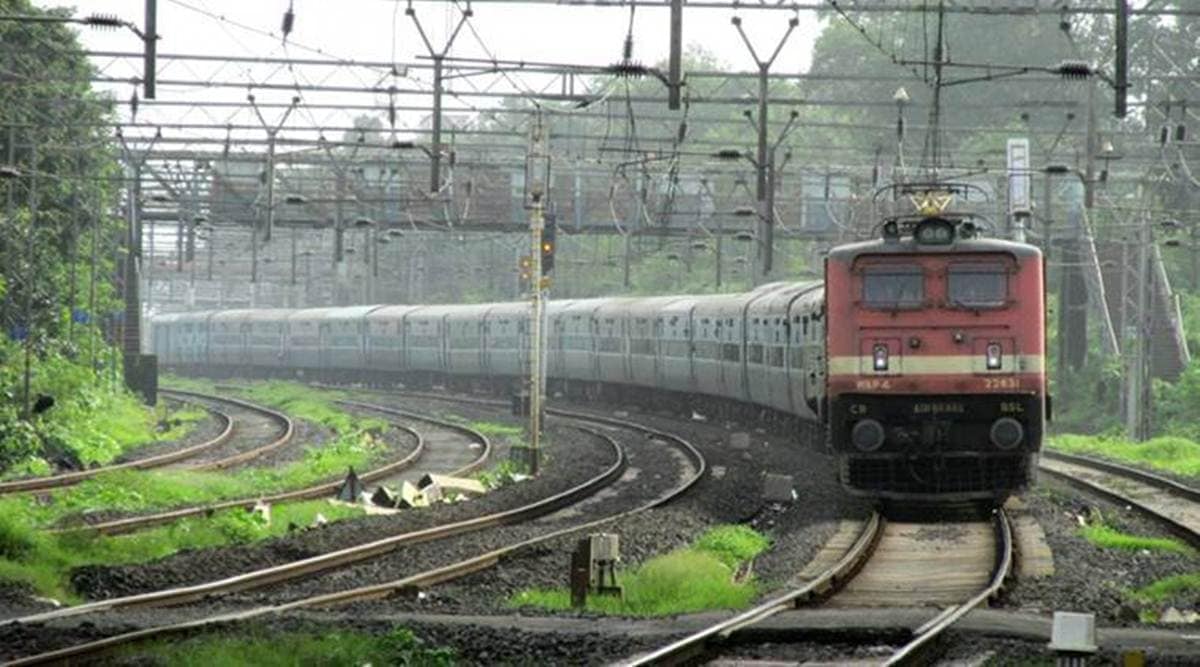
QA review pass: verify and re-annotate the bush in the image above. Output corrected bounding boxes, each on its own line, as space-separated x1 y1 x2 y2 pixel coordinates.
694 524 771 568
0 336 161 472
0 510 40 561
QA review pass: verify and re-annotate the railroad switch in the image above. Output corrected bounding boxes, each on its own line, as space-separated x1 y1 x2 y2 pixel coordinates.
570 533 623 608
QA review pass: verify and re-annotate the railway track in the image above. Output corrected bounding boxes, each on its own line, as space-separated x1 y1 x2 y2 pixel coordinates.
5 407 706 665
1039 450 1200 548
0 390 292 495
622 509 1013 666
55 393 494 537
50 419 423 537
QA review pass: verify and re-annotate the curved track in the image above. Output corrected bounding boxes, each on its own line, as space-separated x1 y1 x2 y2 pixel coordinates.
161 389 295 470
0 389 293 495
1040 451 1200 548
6 407 708 665
51 420 423 537
622 509 1013 666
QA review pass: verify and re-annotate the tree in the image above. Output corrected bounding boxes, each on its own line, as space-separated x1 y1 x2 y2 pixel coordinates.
0 0 127 467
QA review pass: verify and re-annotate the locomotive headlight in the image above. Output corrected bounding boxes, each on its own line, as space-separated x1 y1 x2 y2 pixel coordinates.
851 419 886 452
872 344 889 371
985 342 1002 370
990 417 1024 450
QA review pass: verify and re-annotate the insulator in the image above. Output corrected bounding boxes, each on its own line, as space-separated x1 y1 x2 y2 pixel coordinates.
1057 61 1091 79
1160 125 1170 145
609 62 647 78
623 35 633 61
388 100 396 129
281 5 295 40
1176 124 1187 142
714 149 742 160
677 121 687 143
129 91 139 120
84 14 121 29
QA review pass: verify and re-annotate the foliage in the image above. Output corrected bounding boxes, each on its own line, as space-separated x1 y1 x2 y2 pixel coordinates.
0 498 363 602
693 524 772 569
1049 433 1200 478
476 459 524 490
0 337 204 474
1153 360 1200 442
122 625 456 667
468 421 524 439
509 524 768 616
1078 523 1193 556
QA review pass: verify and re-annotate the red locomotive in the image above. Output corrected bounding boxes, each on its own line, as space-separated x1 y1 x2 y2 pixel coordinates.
824 188 1047 505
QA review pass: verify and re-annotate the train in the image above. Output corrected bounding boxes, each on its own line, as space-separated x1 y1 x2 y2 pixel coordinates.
152 193 1047 506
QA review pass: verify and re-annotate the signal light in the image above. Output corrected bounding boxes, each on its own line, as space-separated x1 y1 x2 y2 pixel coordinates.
541 216 557 275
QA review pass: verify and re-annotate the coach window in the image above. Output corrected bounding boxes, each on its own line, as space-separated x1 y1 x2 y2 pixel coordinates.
861 266 924 309
947 263 1008 309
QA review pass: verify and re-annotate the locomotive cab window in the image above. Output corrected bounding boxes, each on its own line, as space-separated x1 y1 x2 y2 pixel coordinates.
947 263 1008 309
860 266 923 309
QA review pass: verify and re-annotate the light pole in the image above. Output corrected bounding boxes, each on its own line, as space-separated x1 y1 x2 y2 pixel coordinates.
299 249 314 305
285 194 307 307
354 217 374 303
374 235 390 303
189 214 207 288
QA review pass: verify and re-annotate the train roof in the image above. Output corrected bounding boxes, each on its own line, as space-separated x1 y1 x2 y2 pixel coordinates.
286 306 384 322
826 235 1041 262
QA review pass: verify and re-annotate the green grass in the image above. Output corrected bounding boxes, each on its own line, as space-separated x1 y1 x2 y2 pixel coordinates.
1078 524 1194 556
1130 572 1200 604
1049 433 1200 478
123 625 455 667
0 498 365 603
509 524 770 616
0 378 396 602
469 420 524 439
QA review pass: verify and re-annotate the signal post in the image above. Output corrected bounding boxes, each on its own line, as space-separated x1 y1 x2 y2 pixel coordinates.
524 115 552 475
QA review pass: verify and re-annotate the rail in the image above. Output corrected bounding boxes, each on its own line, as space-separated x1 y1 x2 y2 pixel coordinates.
881 509 1013 666
8 408 708 665
0 392 235 495
621 512 884 666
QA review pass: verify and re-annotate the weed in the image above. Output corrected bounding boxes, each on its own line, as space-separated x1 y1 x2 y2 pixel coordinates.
695 524 771 568
124 624 456 666
1049 433 1200 478
1078 524 1194 556
469 421 524 439
1131 572 1200 603
476 459 524 489
510 524 769 616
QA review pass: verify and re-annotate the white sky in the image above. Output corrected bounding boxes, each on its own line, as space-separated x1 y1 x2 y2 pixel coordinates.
33 1 826 140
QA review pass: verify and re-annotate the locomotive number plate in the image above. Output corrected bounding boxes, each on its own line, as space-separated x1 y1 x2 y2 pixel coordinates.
983 377 1020 390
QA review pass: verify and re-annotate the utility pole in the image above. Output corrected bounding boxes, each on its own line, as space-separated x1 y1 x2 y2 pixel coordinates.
1125 207 1152 441
407 4 470 194
1058 83 1097 380
116 127 160 403
21 139 37 418
249 94 299 244
668 0 683 110
732 12 798 276
525 114 550 476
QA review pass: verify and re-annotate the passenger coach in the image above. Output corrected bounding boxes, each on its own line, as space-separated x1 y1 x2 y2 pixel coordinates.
153 190 1046 507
